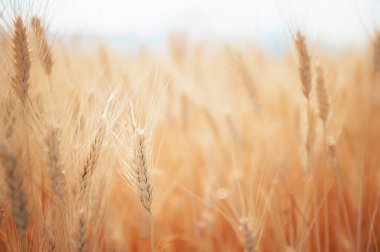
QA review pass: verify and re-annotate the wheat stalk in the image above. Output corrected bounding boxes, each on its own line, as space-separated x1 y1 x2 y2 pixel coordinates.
316 64 330 252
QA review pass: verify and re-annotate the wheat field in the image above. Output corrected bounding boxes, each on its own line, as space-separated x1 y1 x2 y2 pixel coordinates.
0 3 379 252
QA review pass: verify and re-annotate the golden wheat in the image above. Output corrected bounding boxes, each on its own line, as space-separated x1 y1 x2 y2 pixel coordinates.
0 146 29 241
11 17 31 103
295 31 312 99
0 7 378 252
31 16 53 76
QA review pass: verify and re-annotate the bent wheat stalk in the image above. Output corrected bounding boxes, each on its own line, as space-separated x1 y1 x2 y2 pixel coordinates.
118 106 155 252
131 120 155 252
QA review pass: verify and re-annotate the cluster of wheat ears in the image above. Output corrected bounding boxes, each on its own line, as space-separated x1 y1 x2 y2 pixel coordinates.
0 7 379 252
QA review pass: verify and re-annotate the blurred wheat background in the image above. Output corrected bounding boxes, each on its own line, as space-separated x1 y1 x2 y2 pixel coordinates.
0 0 379 251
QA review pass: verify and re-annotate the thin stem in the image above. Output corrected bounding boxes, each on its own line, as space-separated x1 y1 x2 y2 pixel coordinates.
357 71 377 252
322 125 329 252
365 191 380 252
307 101 321 252
150 212 155 252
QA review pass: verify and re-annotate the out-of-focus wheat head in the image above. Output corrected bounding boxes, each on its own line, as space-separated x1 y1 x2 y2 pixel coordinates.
295 31 311 99
0 146 29 241
45 127 66 201
316 64 329 125
373 30 380 75
31 16 53 76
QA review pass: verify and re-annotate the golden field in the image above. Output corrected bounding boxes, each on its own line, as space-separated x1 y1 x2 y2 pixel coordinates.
0 8 379 252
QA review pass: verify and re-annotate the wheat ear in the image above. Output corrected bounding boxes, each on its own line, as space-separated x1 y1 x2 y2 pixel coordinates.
31 16 53 76
75 210 88 252
134 128 153 212
0 146 29 240
315 65 329 125
80 124 105 193
11 17 31 103
239 218 255 252
233 52 261 113
373 30 380 75
294 31 316 168
295 31 311 99
45 127 66 200
131 125 155 252
3 93 16 142
128 105 153 213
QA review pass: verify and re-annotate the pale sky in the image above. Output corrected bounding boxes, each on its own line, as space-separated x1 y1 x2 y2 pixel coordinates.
33 0 380 50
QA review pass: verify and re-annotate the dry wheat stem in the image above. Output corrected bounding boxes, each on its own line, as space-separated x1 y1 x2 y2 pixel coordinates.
305 107 317 164
316 64 330 251
11 17 31 103
312 63 331 252
327 140 355 248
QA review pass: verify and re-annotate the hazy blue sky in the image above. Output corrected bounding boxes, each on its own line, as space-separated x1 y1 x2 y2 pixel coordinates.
32 0 380 49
